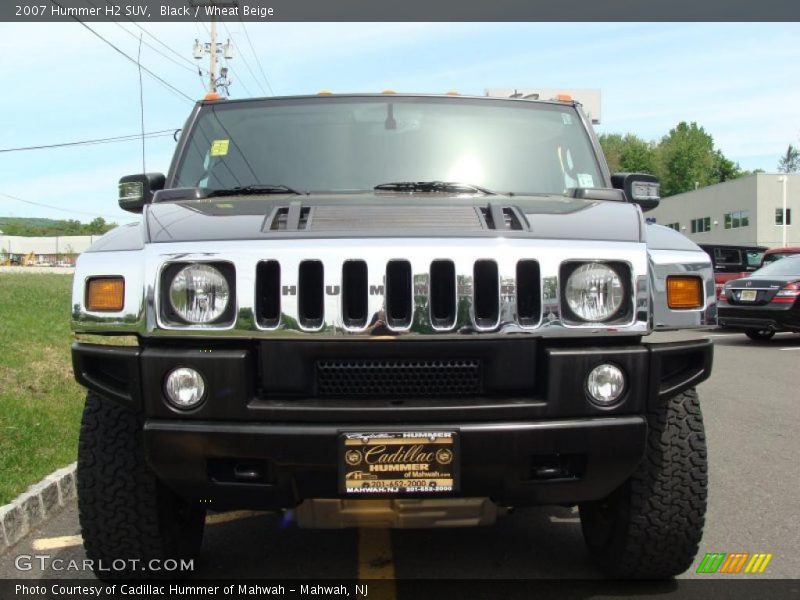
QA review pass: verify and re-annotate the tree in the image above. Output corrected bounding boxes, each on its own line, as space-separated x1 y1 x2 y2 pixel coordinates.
777 144 800 173
598 133 625 173
711 150 742 183
86 217 112 234
598 133 658 175
656 122 718 196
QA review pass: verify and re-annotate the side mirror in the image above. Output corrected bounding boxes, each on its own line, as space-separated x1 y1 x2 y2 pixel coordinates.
118 173 166 213
611 173 660 212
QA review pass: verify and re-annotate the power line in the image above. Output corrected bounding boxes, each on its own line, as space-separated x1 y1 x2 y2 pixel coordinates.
240 22 275 95
124 18 201 70
111 19 200 75
221 22 266 96
0 130 177 154
0 192 135 222
49 0 195 103
82 0 200 77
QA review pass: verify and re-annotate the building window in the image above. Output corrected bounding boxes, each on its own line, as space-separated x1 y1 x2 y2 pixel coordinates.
691 217 711 233
724 210 750 229
775 208 792 226
665 222 680 231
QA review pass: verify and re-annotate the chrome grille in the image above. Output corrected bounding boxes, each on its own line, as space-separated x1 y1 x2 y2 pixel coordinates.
254 257 541 333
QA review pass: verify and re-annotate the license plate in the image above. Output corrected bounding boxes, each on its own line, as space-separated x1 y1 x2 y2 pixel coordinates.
340 432 458 495
740 289 757 302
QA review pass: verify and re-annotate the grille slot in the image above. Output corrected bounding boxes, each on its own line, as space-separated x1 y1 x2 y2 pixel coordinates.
342 260 368 328
298 260 324 329
430 260 456 329
256 260 281 327
516 260 541 326
316 359 482 398
386 260 412 328
473 260 500 328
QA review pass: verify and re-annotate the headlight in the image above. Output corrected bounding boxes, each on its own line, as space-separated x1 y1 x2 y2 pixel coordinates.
564 263 624 322
169 264 230 324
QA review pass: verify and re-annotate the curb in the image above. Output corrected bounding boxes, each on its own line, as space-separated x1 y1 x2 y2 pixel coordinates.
0 463 77 553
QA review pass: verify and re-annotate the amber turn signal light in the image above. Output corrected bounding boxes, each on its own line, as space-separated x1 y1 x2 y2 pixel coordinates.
667 276 703 309
86 277 125 312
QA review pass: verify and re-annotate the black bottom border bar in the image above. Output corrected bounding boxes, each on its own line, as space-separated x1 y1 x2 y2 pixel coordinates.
2 579 799 600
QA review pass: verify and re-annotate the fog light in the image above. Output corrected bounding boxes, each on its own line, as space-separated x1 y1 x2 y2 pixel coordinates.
586 364 625 406
165 367 205 409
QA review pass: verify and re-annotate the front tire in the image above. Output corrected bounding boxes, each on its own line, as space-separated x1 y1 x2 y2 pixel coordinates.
745 329 775 341
579 389 707 578
77 392 205 579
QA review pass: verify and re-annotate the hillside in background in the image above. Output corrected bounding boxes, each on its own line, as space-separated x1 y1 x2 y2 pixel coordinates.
0 217 117 237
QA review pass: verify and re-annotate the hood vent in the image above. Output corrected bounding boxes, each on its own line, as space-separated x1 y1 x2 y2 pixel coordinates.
264 203 528 232
479 204 525 231
269 202 311 231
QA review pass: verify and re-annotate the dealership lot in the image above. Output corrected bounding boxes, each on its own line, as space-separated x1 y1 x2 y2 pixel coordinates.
2 329 799 582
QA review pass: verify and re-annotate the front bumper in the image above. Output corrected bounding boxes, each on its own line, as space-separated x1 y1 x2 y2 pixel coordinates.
72 338 712 508
144 417 646 509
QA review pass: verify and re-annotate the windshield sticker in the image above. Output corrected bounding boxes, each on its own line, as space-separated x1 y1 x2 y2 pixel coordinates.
577 173 594 188
210 139 230 157
561 113 573 125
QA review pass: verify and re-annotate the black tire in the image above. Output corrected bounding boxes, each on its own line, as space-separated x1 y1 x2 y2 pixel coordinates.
77 392 205 580
745 329 775 341
579 388 707 578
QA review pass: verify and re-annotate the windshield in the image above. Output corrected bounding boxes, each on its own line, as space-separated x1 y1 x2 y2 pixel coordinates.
172 96 604 195
746 250 765 268
762 251 798 265
752 255 800 277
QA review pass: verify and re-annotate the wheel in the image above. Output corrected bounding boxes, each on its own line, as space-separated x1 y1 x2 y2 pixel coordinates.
77 392 205 579
579 389 707 578
745 329 775 341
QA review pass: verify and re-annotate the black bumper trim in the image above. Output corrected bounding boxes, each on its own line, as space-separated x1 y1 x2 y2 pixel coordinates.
71 338 714 420
143 416 647 509
71 342 141 407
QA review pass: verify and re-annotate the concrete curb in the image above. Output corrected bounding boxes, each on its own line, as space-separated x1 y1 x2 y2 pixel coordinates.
0 463 77 553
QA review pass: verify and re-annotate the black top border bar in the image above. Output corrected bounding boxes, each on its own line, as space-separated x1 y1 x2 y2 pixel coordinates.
6 0 800 22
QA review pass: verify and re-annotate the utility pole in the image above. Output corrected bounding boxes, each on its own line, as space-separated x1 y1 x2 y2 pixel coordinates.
191 2 236 95
208 18 217 92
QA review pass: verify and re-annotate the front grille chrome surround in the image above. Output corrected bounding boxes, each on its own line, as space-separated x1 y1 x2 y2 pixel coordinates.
74 237 652 338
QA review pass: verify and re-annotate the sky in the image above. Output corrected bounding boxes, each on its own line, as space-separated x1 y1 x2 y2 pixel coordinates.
0 22 798 225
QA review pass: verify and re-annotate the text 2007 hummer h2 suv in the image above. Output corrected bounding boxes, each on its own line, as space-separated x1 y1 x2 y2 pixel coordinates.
71 93 715 579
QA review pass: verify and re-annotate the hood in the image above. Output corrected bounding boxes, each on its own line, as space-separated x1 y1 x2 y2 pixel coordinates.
144 193 643 244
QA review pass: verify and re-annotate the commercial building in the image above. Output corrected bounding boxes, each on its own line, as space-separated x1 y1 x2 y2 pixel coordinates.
648 173 798 248
0 234 97 266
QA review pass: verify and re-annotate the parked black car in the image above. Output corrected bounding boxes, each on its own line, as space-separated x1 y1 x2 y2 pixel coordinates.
718 254 800 340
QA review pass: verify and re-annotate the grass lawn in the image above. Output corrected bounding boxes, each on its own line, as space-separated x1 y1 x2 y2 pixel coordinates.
0 273 85 504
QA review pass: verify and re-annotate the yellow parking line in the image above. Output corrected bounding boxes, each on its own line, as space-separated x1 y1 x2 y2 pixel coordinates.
32 534 83 551
358 528 396 599
205 510 267 525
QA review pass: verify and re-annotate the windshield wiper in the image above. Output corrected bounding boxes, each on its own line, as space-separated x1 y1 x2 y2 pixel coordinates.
207 184 304 197
373 181 497 195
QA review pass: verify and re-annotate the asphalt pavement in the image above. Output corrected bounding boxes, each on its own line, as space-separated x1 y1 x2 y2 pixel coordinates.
2 330 799 587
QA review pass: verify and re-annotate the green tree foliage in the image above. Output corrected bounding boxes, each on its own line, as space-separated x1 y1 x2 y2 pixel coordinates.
598 133 658 175
777 144 800 173
657 122 717 196
0 217 117 237
599 122 743 197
